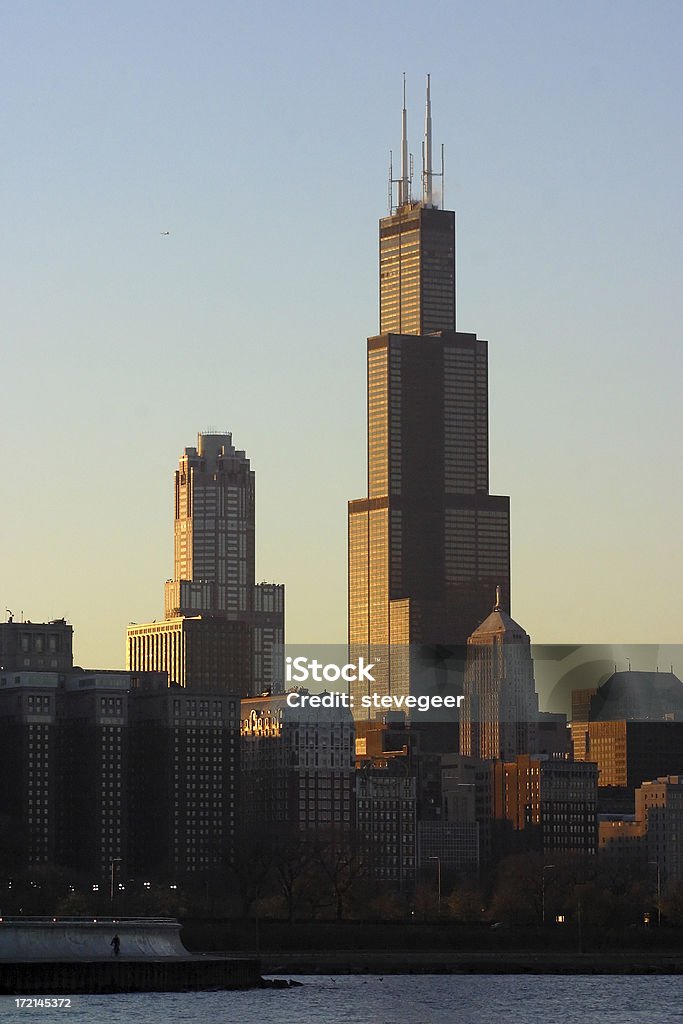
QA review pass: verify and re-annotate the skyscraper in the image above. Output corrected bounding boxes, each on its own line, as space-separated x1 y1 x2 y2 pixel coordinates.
348 79 510 713
128 432 284 696
460 593 539 760
163 433 255 620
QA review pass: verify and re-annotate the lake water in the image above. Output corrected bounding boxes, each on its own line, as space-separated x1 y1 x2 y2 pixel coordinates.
3 975 682 1023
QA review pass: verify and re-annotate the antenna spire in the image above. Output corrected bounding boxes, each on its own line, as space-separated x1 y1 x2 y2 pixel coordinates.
423 74 433 206
399 73 410 207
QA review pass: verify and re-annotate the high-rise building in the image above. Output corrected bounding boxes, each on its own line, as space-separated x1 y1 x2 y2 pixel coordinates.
0 672 60 867
57 673 130 879
240 693 355 836
0 664 162 879
348 79 510 715
128 678 240 878
163 433 255 620
127 432 284 696
460 595 539 760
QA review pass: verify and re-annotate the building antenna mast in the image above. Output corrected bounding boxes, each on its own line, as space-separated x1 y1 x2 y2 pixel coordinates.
399 73 410 206
421 75 445 209
422 74 433 206
388 75 419 212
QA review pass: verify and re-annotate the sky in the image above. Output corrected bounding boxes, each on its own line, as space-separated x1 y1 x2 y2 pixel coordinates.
1 1 681 670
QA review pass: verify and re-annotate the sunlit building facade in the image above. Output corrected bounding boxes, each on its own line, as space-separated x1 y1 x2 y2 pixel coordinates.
348 87 510 717
128 432 284 696
573 720 683 789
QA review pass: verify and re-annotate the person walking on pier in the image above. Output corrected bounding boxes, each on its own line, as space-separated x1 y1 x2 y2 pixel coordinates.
110 934 121 957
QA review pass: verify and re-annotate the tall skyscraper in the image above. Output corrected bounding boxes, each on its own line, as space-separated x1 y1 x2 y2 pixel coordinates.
348 79 510 713
163 433 256 620
128 432 284 696
460 592 539 760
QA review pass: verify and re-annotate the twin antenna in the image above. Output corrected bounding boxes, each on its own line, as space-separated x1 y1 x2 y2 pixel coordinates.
388 73 445 214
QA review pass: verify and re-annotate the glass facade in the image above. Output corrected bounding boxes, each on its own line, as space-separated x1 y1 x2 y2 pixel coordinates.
379 204 456 336
170 433 255 617
348 198 511 719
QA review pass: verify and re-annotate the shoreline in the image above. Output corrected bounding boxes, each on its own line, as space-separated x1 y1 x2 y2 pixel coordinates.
259 950 683 976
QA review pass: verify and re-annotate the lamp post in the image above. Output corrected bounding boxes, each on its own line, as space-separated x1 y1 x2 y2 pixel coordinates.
428 856 441 917
541 864 556 925
110 857 122 916
648 860 661 927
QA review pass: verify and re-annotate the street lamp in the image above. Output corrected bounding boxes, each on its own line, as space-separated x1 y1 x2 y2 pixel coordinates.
541 864 556 925
648 860 661 927
428 856 441 917
110 858 122 915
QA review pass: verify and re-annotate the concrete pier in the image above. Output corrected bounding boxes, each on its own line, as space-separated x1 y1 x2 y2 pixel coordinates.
0 917 262 993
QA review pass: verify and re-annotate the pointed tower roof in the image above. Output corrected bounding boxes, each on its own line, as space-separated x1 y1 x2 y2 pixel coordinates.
468 586 530 642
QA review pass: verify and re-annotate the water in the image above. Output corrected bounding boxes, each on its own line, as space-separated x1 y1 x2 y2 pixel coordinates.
3 975 682 1024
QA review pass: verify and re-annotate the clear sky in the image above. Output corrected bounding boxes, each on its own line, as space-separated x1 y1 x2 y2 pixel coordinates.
1 1 681 670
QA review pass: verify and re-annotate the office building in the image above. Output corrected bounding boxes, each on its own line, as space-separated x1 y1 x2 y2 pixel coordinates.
573 721 683 789
460 595 539 760
348 80 510 715
0 665 155 879
127 615 252 693
635 775 683 885
240 693 355 835
128 679 240 878
537 712 570 757
127 432 284 696
56 673 131 879
417 820 479 875
356 762 417 886
0 672 60 866
491 755 598 857
572 670 683 725
598 815 646 867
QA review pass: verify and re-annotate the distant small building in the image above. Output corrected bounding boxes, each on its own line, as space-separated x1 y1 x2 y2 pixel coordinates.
573 720 683 790
635 775 683 885
491 754 598 858
356 761 417 887
598 814 646 866
417 820 479 875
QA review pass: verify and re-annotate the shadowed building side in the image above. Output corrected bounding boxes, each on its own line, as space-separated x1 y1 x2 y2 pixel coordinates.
349 80 510 717
460 594 539 761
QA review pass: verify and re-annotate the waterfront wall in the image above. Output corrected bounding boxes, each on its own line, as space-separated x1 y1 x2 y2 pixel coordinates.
0 956 262 994
0 917 186 960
